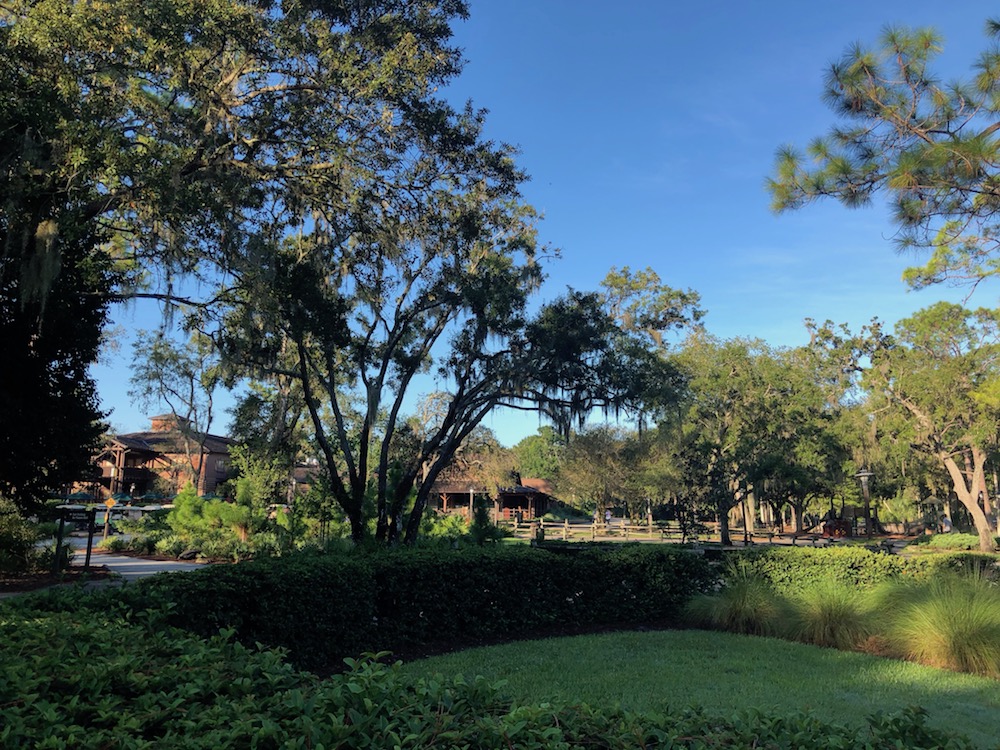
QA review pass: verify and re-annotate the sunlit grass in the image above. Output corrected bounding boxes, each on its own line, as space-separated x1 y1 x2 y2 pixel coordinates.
400 629 1000 749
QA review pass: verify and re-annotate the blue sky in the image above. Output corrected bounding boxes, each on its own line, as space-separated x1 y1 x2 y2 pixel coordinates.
92 0 998 445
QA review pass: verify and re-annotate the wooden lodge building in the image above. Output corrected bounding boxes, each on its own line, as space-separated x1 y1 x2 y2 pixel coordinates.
96 414 236 499
428 475 554 522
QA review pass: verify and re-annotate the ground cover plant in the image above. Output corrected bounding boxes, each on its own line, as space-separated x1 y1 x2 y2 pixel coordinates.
1 604 991 749
402 629 1000 749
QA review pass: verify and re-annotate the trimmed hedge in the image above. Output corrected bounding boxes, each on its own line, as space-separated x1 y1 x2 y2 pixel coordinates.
732 546 1000 593
6 544 717 670
0 609 978 749
372 545 716 649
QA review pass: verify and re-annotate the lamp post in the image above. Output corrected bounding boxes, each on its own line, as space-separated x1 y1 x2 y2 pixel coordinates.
854 468 874 539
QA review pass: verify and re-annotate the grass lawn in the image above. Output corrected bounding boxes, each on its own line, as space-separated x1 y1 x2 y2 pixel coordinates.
400 629 1000 749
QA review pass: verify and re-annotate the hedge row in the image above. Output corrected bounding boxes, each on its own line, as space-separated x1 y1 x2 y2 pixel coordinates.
10 544 717 670
0 609 977 749
733 545 1000 592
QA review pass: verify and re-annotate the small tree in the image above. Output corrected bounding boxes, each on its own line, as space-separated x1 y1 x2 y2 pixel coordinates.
228 445 286 534
130 331 223 490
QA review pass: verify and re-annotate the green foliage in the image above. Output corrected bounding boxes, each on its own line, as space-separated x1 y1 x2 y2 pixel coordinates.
874 573 1000 678
734 546 915 592
785 580 873 650
0 498 72 572
469 499 505 545
683 559 790 636
512 426 565 479
675 334 845 544
857 305 1000 552
922 532 1000 551
541 503 590 522
684 548 1000 677
162 484 270 558
0 497 39 572
125 488 322 561
0 606 979 749
164 484 207 537
111 509 169 537
228 444 285 525
11 544 715 671
419 511 469 541
770 21 1000 290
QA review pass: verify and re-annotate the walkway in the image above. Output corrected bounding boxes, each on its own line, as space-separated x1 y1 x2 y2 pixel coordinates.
66 536 203 583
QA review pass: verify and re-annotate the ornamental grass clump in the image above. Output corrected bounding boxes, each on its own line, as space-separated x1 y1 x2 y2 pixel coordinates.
875 573 1000 678
785 580 873 650
683 559 790 637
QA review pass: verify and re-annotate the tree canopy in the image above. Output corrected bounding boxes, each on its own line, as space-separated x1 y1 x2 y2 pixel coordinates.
811 303 1000 551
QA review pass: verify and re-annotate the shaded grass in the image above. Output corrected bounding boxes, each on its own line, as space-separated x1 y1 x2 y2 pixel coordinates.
400 629 1000 749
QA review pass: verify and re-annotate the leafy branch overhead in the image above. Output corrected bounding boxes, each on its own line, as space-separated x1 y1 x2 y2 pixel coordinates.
768 20 1000 289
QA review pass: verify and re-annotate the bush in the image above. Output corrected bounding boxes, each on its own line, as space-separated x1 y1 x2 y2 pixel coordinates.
0 608 979 749
154 534 188 557
0 498 72 573
0 497 39 572
419 510 469 540
785 580 873 650
873 573 1000 678
374 544 718 650
734 546 914 593
684 558 790 636
921 532 1000 551
8 543 716 671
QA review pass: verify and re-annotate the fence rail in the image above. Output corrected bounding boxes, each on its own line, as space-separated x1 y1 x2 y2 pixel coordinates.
505 518 709 543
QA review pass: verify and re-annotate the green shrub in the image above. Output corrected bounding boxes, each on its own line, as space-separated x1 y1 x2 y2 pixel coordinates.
874 573 1000 678
785 580 873 650
683 558 790 636
154 534 189 557
922 532 1000 551
419 510 469 540
112 509 169 536
469 499 506 545
734 546 916 592
31 541 73 572
0 607 978 749
124 548 378 668
8 543 715 671
920 552 1000 581
32 520 61 538
0 497 39 572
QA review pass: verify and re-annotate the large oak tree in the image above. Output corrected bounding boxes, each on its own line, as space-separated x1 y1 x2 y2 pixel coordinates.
0 0 510 511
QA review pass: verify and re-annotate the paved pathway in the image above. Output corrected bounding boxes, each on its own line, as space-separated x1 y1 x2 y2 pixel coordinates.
0 539 203 601
66 536 203 583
